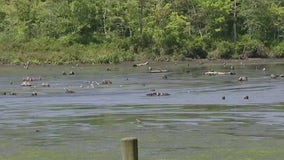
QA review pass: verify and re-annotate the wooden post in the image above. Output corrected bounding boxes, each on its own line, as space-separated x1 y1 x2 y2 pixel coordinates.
121 137 138 160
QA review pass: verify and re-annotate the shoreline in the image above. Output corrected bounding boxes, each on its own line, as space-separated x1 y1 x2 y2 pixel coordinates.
0 58 283 67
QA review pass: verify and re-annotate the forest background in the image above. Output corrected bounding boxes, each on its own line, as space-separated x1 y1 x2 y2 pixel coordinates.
0 0 283 64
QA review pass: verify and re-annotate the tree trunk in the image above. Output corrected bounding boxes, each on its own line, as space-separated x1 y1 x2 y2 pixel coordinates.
139 0 143 35
233 0 237 42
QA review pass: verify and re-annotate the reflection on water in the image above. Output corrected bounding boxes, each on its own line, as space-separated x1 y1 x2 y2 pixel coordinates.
1 61 284 160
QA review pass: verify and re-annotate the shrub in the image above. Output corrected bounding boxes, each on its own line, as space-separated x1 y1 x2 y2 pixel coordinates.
236 35 268 58
120 51 135 62
208 41 234 59
172 52 186 61
271 41 284 58
96 53 121 64
187 45 207 58
184 37 208 58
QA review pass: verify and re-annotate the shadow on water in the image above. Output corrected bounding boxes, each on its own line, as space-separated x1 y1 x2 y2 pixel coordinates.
1 61 284 160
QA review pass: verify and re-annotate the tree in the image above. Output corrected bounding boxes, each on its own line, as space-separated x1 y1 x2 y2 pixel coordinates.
0 0 283 64
162 12 190 54
239 0 270 40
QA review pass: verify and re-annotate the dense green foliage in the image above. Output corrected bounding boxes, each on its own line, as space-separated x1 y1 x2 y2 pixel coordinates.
0 0 283 64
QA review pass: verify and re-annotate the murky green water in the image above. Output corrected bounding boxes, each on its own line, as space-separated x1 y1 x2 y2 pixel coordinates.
1 60 284 160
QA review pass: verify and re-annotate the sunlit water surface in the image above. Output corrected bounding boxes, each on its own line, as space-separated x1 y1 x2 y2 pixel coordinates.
1 61 284 160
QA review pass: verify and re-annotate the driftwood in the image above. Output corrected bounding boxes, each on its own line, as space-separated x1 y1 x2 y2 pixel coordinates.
133 61 149 67
22 76 42 81
149 69 168 73
205 71 235 76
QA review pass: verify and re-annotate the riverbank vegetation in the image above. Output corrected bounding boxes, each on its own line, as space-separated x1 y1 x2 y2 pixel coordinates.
0 0 283 64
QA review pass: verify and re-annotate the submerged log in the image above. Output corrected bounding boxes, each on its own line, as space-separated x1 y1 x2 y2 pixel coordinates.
41 82 50 87
270 74 279 79
101 79 112 85
69 71 75 75
238 76 248 81
21 81 32 86
146 92 170 96
31 90 38 96
64 88 75 94
2 92 16 96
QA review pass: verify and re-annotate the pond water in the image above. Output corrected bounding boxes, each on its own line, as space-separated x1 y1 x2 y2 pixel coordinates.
1 60 284 160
